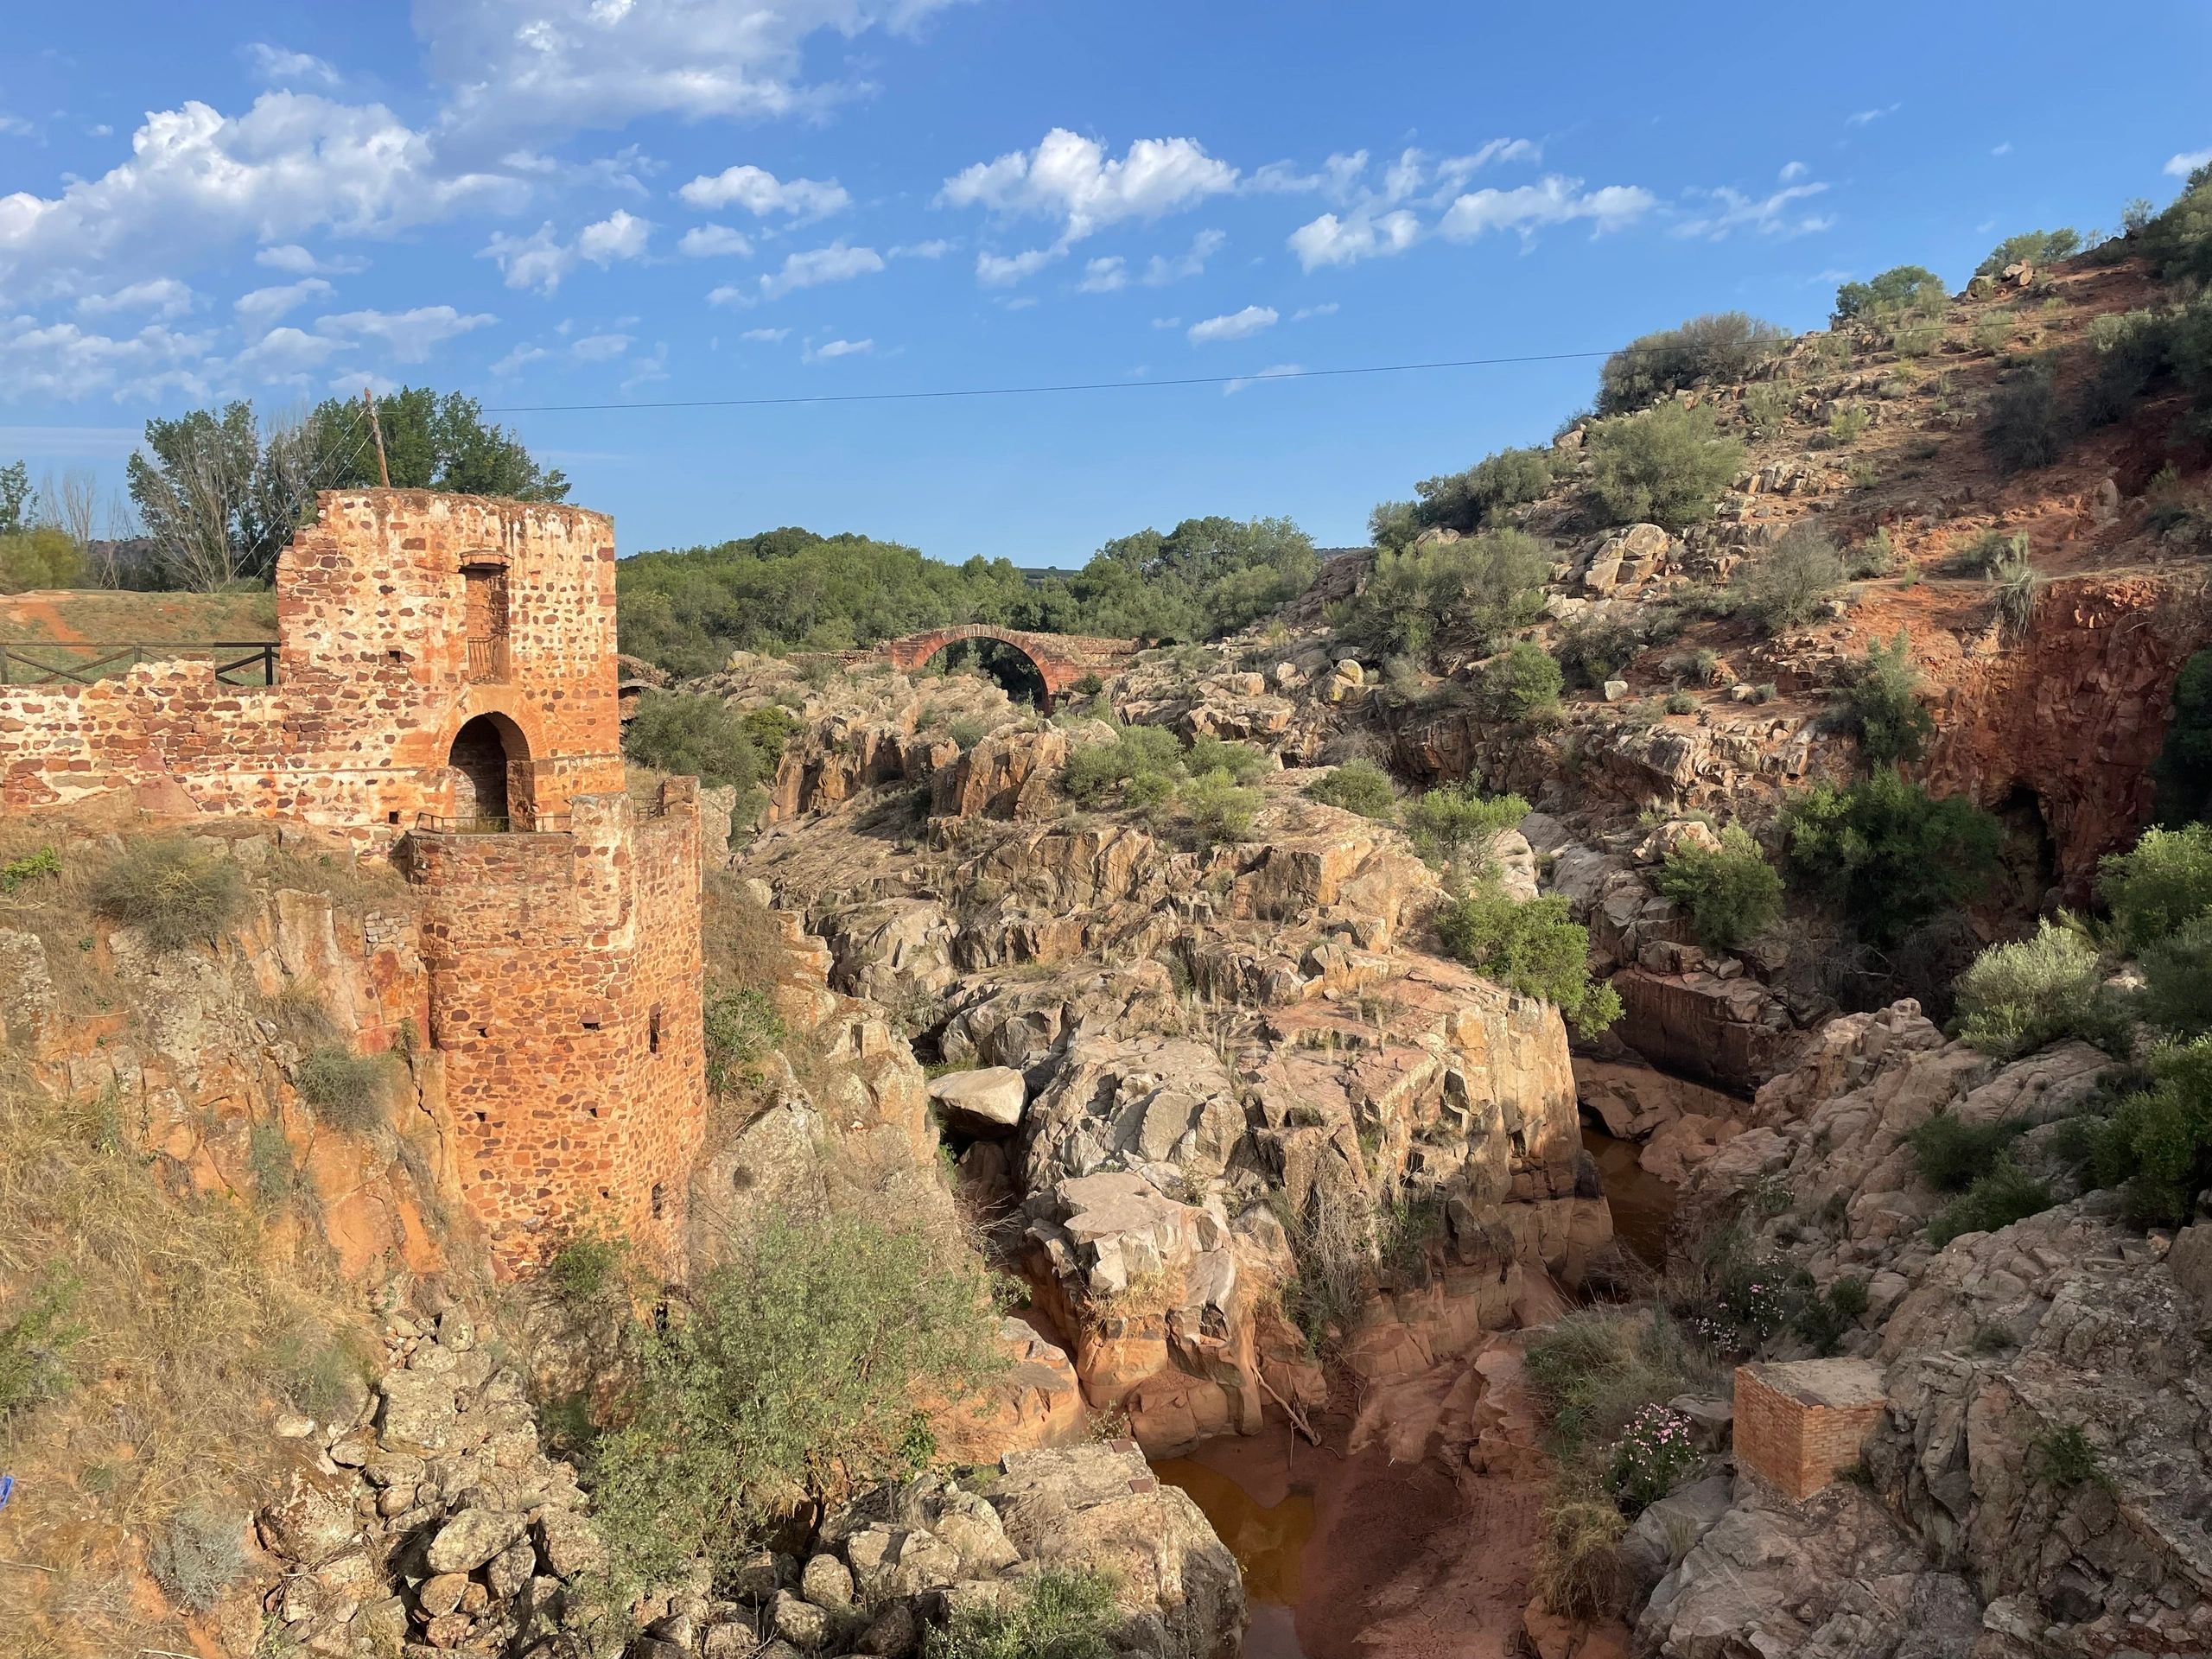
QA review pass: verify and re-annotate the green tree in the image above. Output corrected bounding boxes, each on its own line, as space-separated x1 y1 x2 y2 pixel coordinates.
1476 639 1565 720
1656 824 1783 950
1844 632 1936 766
1953 921 2126 1058
0 461 33 533
1975 228 2082 276
126 401 321 589
1586 404 1745 532
2092 1037 2212 1224
307 387 570 502
621 690 769 790
1597 314 1789 416
2101 822 2212 948
0 526 86 592
1413 446 1555 534
1434 890 1622 1038
1833 266 1947 323
1781 770 2003 945
1342 528 1550 663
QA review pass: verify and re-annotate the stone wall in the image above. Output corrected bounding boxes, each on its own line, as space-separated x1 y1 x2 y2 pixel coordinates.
1733 1359 1886 1502
0 491 626 838
404 779 706 1274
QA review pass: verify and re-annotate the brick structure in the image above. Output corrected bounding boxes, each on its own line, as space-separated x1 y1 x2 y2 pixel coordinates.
870 624 1139 710
1732 1359 1888 1501
0 490 706 1274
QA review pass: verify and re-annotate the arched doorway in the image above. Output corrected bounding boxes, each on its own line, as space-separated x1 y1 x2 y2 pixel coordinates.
921 637 1052 708
448 714 526 825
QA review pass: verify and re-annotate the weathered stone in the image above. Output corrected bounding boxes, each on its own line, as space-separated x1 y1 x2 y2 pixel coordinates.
425 1509 527 1575
926 1066 1027 1134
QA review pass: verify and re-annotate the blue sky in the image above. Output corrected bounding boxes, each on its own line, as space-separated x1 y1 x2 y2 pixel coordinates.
2 2 2207 566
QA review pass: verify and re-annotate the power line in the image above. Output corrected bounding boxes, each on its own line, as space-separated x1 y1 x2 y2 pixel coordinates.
477 348 1622 416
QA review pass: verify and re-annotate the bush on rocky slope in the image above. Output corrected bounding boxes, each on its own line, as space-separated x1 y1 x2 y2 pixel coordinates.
1434 888 1621 1038
1341 525 1549 663
1842 632 1936 766
927 1567 1122 1659
2092 1036 2212 1224
1407 443 1555 534
1833 264 1947 325
1976 226 2082 276
1304 758 1397 818
1782 770 2003 947
1739 522 1847 634
1952 921 2128 1058
1586 403 1745 531
87 836 247 953
1655 823 1783 950
2101 821 2212 949
1596 312 1789 416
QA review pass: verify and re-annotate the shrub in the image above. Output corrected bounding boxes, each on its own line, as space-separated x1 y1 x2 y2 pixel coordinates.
1975 228 2082 276
1972 308 2020 354
2031 1424 2107 1490
1184 734 1268 784
1663 690 1695 715
1742 382 1794 430
1983 357 2067 474
1988 543 2041 638
1844 632 1935 765
1928 1158 2056 1247
1834 265 1947 323
1587 404 1745 531
1598 313 1789 416
1794 1276 1871 1357
0 1273 79 1419
1306 760 1397 819
88 839 248 954
1953 922 2127 1058
1656 824 1783 951
1477 639 1565 720
1907 1111 2020 1192
1605 1404 1701 1512
1434 889 1621 1038
1413 446 1556 533
1407 785 1529 873
926 1567 1121 1659
148 1499 247 1612
1532 1497 1626 1619
704 987 785 1093
738 704 799 768
2140 917 2212 1037
547 1228 633 1306
1740 523 1847 634
1062 725 1182 804
1178 769 1260 843
1827 404 1872 445
1553 616 1643 690
1344 528 1551 663
296 1046 391 1134
2137 163 2212 284
1891 318 1943 358
2091 1036 2212 1224
623 689 769 791
588 1208 1006 1587
0 845 60 892
2101 822 2212 948
947 716 988 750
2150 654 2212 827
1782 770 2002 945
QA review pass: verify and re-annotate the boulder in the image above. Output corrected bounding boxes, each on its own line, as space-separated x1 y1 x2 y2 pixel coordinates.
425 1509 528 1575
927 1067 1028 1135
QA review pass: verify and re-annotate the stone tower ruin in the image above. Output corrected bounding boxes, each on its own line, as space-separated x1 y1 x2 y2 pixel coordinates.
0 490 707 1273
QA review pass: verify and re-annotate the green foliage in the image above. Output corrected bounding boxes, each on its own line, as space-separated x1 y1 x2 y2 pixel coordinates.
1524 1309 1701 1469
1597 313 1789 416
296 1047 390 1133
1793 1276 1871 1357
1412 446 1555 534
1983 356 2067 474
1988 543 2041 639
2101 823 2212 949
2031 1425 2108 1491
1185 734 1268 784
1907 1111 2021 1193
0 845 60 892
0 525 87 592
306 386 569 501
88 839 248 954
2150 654 2212 826
548 1227 634 1307
1827 403 1872 446
1844 632 1935 766
1954 922 2127 1058
1782 771 2002 946
1179 768 1261 843
1341 527 1550 664
2091 1037 2212 1224
1586 404 1745 531
0 1273 80 1419
1953 529 2029 577
1062 725 1185 804
1972 308 2021 354
2139 917 2212 1038
2136 163 2212 285
1475 639 1566 721
1834 265 1947 324
0 459 31 533
1434 889 1621 1038
1552 615 1643 690
587 1208 1005 1587
147 1498 247 1613
739 704 798 768
1975 228 2082 276
126 400 315 589
1305 760 1397 819
1407 785 1529 874
925 1568 1122 1659
1047 515 1320 641
704 988 785 1094
1656 824 1783 951
622 689 772 791
1605 1404 1702 1512
1928 1159 2056 1247
1740 522 1847 634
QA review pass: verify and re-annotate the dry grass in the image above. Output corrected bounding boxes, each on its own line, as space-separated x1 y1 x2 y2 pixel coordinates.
0 1076 373 1655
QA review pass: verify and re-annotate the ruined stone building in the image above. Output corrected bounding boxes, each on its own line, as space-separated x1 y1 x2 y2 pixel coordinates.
0 490 707 1271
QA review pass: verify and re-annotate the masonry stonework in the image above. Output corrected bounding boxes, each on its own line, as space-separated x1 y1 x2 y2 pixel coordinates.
1732 1358 1888 1501
0 490 705 1275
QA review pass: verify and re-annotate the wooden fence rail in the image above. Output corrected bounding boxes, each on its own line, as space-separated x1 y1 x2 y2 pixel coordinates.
0 641 279 688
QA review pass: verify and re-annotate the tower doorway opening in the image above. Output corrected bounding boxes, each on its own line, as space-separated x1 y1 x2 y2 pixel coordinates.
448 714 526 825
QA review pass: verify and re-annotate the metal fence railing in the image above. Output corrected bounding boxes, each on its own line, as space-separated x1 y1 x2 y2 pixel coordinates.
410 811 574 836
0 640 278 687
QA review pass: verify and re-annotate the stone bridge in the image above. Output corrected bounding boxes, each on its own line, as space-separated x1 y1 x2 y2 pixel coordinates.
873 623 1142 708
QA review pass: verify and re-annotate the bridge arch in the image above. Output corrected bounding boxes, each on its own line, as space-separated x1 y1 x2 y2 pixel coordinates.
880 623 1140 713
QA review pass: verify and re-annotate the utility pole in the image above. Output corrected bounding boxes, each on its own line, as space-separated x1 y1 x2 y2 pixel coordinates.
362 386 391 488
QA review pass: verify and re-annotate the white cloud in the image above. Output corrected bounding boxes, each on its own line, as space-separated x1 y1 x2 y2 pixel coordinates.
1224 363 1300 396
1078 256 1127 293
233 324 348 380
245 43 341 86
421 0 976 140
1846 102 1901 127
327 369 398 397
256 243 366 276
482 210 649 292
1990 142 2012 158
77 277 194 321
1292 302 1337 321
677 164 849 219
805 336 873 360
1001 295 1039 311
1779 160 1809 182
575 208 651 264
1150 316 1180 330
2168 149 2212 177
318 305 495 361
680 224 753 257
620 344 669 391
1437 176 1656 241
739 327 790 342
1249 151 1369 204
940 129 1238 282
234 277 332 327
710 241 884 304
0 94 522 307
1673 180 1831 240
1287 208 1419 270
1141 227 1224 285
571 332 632 360
1188 304 1277 345
891 238 952 259
0 315 213 404
0 115 35 139
490 341 549 374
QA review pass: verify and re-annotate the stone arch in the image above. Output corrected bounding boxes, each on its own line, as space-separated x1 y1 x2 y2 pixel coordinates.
447 711 532 825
